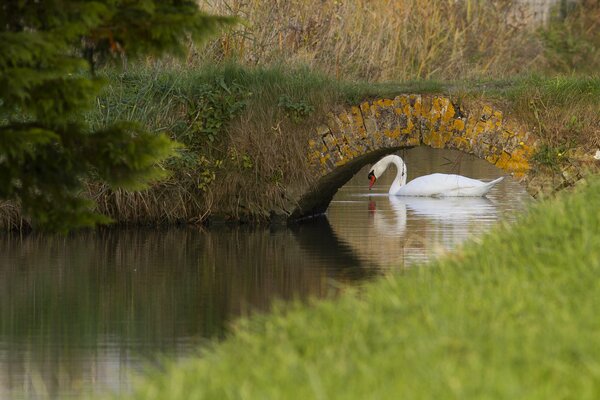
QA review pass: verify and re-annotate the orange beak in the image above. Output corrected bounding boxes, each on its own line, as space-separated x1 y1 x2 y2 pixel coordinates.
369 175 376 190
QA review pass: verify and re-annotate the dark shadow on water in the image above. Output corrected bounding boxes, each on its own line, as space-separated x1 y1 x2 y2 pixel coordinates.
290 215 377 281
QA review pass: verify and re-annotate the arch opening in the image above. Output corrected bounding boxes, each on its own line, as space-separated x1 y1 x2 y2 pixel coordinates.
289 95 555 223
291 145 530 221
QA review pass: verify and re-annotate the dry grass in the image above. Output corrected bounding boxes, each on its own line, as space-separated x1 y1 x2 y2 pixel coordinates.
0 201 26 231
195 0 542 81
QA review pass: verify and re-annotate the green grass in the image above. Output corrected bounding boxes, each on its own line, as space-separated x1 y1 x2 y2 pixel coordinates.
117 177 600 400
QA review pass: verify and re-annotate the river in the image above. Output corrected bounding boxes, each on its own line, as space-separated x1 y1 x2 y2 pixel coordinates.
0 148 530 399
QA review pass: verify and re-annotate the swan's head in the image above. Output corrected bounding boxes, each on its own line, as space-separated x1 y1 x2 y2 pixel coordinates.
368 170 376 189
368 154 406 190
368 161 387 190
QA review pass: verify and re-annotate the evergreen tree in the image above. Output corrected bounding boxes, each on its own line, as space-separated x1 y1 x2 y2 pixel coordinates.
0 0 235 231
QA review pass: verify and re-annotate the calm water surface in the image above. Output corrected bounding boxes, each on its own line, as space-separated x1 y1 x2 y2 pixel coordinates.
0 148 530 399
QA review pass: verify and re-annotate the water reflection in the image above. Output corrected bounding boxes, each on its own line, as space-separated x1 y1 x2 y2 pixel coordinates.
327 147 530 267
0 221 376 399
401 196 497 222
0 148 531 399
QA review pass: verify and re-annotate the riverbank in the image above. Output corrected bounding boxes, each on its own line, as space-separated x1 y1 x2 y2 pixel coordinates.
118 175 600 400
1 65 599 230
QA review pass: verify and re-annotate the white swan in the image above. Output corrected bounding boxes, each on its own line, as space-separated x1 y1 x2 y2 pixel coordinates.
368 154 504 197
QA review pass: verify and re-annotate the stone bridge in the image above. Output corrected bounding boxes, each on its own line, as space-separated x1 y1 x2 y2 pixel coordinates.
288 94 586 221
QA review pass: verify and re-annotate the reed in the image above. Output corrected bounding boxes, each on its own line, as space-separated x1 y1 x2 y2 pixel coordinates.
195 0 541 81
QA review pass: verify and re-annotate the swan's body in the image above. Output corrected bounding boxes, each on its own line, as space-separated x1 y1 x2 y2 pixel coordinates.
368 154 503 197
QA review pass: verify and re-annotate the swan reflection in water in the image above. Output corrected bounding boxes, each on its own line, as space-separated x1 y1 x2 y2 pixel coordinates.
397 195 497 222
369 194 496 231
365 194 499 265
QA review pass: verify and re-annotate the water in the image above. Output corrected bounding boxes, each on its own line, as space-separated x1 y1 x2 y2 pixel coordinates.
0 148 530 399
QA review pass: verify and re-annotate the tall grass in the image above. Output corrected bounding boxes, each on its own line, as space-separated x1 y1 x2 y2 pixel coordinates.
506 75 600 150
86 65 353 225
118 177 600 400
194 0 541 81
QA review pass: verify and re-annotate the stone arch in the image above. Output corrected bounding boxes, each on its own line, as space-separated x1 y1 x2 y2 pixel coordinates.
290 95 543 221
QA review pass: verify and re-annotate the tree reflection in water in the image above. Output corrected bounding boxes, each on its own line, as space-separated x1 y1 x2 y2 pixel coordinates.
0 224 369 398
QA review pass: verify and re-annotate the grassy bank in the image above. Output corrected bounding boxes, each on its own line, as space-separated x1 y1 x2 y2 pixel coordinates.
75 64 452 226
80 70 600 224
117 176 600 400
1 64 599 230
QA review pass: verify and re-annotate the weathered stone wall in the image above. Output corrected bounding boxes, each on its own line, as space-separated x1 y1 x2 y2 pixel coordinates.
308 96 535 177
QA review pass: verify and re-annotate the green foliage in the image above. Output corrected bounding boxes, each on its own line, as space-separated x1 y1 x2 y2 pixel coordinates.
531 143 569 169
184 78 249 146
120 178 600 400
0 1 235 231
277 95 315 122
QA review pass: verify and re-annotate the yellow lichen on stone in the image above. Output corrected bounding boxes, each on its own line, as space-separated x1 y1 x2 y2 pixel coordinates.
450 135 470 151
360 101 371 114
499 129 514 141
453 119 465 131
423 128 452 149
485 119 495 131
375 99 394 107
384 128 401 139
338 112 350 124
428 98 442 122
510 147 533 165
485 153 500 164
442 101 455 123
475 121 486 135
493 152 511 171
350 108 367 137
493 111 503 128
518 143 534 158
307 97 539 192
316 124 330 137
402 119 415 135
406 134 421 147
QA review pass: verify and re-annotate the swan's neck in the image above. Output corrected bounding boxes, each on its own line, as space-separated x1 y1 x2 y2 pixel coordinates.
379 155 406 193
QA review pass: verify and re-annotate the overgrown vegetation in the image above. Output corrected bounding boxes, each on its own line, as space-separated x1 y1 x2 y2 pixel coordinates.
3 1 600 230
487 75 600 170
83 65 343 225
117 176 600 400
